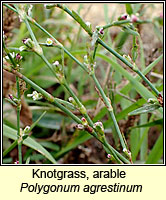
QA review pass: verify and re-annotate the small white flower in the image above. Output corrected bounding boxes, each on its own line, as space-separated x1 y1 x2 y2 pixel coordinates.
68 97 74 102
23 38 31 44
123 148 127 153
19 46 26 52
5 52 15 60
93 121 104 131
3 31 6 40
148 98 157 104
107 154 111 159
77 124 84 130
18 15 23 22
85 21 91 27
28 4 33 16
27 91 42 101
53 61 59 66
24 126 31 132
84 55 87 60
46 38 53 46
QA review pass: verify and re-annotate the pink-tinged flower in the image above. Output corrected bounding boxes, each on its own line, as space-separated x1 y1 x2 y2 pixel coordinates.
81 117 86 122
8 94 13 100
131 15 138 23
14 160 19 164
76 124 84 130
16 53 22 61
99 28 104 35
119 14 128 20
160 12 163 18
81 117 88 126
107 154 111 159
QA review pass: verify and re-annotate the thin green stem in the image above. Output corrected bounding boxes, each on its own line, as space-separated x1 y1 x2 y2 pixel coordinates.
102 19 151 30
16 76 22 163
3 39 22 163
22 5 127 151
39 54 57 77
93 43 98 61
4 3 131 164
136 70 160 96
53 4 160 97
102 138 123 164
24 19 38 46
92 74 126 149
98 38 160 96
3 140 18 157
103 19 131 29
3 66 129 164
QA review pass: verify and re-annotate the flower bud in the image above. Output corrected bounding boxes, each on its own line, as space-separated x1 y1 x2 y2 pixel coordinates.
16 53 22 61
8 94 13 101
81 117 88 126
85 21 91 27
107 154 111 159
118 14 128 21
53 61 59 66
93 121 104 135
19 46 27 52
147 98 158 104
131 15 138 23
22 38 34 49
76 124 84 130
24 126 31 133
99 28 104 35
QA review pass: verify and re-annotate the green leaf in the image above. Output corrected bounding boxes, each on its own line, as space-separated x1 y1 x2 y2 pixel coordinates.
146 131 163 164
32 112 65 130
3 124 56 164
129 104 161 116
130 118 163 129
72 10 92 35
97 53 155 100
38 141 60 151
125 4 133 15
122 26 139 36
54 130 92 159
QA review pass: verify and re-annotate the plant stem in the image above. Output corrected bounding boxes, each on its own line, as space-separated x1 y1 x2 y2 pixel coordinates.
3 140 18 157
16 76 22 163
53 4 160 97
4 3 131 164
3 66 129 164
98 38 160 96
102 19 151 30
24 4 126 151
92 74 126 149
3 39 22 163
24 19 38 46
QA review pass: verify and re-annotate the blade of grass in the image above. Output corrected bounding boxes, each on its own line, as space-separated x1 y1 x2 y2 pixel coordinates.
145 131 163 164
3 124 56 164
96 53 155 100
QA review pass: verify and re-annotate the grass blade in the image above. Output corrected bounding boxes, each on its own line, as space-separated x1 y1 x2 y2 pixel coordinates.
145 131 163 164
3 124 56 164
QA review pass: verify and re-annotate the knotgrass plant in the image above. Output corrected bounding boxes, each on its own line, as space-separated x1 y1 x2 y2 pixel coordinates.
3 3 163 164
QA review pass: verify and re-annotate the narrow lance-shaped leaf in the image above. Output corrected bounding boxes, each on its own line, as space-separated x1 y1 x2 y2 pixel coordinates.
129 104 161 116
72 10 92 35
146 131 163 164
122 26 139 36
3 124 56 164
125 4 133 15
